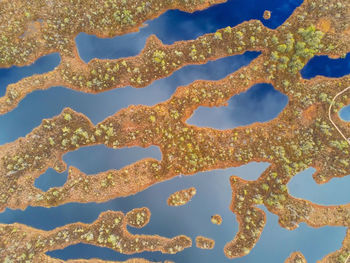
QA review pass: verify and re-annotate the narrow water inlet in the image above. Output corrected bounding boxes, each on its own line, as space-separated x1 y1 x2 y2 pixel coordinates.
301 53 350 79
2 0 350 262
187 83 288 129
75 0 303 62
289 167 350 205
0 53 61 97
35 145 162 191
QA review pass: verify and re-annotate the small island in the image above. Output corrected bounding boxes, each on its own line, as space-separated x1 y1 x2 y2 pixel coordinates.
167 187 197 206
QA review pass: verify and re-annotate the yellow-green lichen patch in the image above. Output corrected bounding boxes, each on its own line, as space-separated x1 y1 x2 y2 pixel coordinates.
1 1 350 262
263 10 271 20
125 207 150 228
0 208 192 261
167 187 197 206
195 236 215 250
211 214 223 225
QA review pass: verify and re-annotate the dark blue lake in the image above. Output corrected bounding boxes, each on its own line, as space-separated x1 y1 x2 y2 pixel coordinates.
0 0 349 262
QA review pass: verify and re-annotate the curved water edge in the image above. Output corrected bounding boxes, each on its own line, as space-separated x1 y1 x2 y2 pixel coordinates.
35 145 162 191
48 245 166 262
258 207 346 263
47 163 346 262
301 52 350 79
339 105 350 122
1 161 346 262
0 53 61 97
76 0 303 62
187 83 288 129
0 52 259 145
289 167 350 206
2 163 266 262
0 162 269 228
2 0 350 262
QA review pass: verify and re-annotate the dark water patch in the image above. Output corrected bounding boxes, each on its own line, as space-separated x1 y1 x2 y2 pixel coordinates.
0 52 258 145
0 53 60 97
301 53 350 79
288 168 350 205
339 105 350 122
76 0 303 62
187 83 288 129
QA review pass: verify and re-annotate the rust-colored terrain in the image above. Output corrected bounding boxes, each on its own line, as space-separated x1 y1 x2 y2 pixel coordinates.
210 214 222 225
1 0 350 262
285 252 307 263
167 187 197 206
195 236 215 250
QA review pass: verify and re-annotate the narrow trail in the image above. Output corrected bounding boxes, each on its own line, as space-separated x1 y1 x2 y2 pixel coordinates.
328 87 350 263
328 86 350 146
328 88 350 262
345 253 350 263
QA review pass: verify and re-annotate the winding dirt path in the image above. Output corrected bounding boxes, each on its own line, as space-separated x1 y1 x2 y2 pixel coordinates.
328 86 350 145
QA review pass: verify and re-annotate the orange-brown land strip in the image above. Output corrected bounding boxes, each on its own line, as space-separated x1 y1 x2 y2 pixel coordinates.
1 0 350 115
195 236 215 250
64 259 174 263
49 258 164 263
0 207 191 262
284 252 307 263
167 187 197 206
1 0 350 262
263 10 271 20
0 19 271 115
210 214 222 225
0 0 227 67
0 0 227 114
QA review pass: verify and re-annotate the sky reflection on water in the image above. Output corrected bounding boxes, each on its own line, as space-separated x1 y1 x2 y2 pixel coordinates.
0 52 258 145
76 0 303 62
0 0 349 262
187 83 288 129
